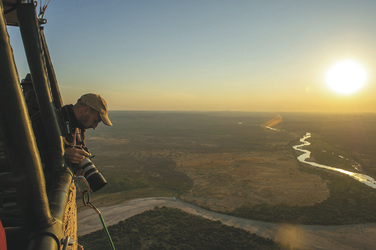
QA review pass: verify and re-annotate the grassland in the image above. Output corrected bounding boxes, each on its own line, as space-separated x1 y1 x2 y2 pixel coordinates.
81 111 376 225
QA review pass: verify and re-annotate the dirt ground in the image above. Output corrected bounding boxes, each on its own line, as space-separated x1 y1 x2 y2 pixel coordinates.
173 148 329 212
79 114 376 249
78 197 376 250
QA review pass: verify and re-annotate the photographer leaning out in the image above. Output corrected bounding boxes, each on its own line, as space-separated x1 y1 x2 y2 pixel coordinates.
31 93 112 190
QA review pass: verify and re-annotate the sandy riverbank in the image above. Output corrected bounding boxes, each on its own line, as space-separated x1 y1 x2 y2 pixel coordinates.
78 197 376 250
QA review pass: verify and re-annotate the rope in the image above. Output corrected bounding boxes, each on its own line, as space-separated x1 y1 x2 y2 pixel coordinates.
38 0 51 24
82 191 116 250
75 177 116 250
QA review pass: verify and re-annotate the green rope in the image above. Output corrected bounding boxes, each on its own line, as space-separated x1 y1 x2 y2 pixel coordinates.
90 203 115 250
81 189 116 250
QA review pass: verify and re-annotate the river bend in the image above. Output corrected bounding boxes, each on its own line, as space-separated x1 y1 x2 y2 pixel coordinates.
293 132 376 189
77 133 376 249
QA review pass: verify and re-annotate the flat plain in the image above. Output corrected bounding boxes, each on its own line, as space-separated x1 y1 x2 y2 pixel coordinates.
82 111 376 224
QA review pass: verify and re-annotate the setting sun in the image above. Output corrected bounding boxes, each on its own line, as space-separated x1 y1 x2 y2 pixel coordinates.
325 60 368 95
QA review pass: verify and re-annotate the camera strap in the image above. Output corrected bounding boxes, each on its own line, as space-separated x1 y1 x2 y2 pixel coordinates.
76 128 85 147
60 105 86 147
60 105 74 136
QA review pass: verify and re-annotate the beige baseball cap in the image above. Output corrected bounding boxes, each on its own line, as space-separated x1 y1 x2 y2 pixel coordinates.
78 93 113 126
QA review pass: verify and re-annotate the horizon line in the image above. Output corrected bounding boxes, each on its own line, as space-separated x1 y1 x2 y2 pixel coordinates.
107 110 376 114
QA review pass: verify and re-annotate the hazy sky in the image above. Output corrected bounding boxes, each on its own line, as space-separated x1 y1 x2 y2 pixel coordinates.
8 0 376 112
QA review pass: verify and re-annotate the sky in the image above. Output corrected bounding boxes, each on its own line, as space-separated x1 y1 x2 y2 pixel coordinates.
8 0 376 112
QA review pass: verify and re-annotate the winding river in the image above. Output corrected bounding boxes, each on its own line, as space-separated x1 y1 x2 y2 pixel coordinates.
293 132 376 189
78 133 376 249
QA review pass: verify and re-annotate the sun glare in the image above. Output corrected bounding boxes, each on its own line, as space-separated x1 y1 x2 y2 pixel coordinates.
325 60 367 95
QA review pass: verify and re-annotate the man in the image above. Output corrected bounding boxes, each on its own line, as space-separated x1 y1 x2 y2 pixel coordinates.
32 93 112 169
59 93 113 165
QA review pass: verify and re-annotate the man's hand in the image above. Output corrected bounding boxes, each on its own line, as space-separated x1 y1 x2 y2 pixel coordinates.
65 147 90 164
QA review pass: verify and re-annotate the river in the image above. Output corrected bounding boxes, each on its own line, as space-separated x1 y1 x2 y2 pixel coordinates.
78 197 376 250
78 133 376 249
293 132 376 189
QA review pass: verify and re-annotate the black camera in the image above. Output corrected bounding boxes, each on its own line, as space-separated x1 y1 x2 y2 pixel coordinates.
77 148 107 192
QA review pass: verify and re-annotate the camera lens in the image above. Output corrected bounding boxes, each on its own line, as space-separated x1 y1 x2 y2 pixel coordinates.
78 157 107 192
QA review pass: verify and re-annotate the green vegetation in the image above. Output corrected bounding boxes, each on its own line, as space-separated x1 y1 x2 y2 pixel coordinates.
83 112 376 225
233 165 376 225
78 155 193 210
78 206 281 250
282 112 376 176
307 136 359 172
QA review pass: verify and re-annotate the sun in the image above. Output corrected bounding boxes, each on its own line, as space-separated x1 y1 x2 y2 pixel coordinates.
325 60 368 95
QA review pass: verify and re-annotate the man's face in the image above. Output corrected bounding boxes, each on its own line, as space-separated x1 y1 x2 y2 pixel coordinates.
79 107 102 130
